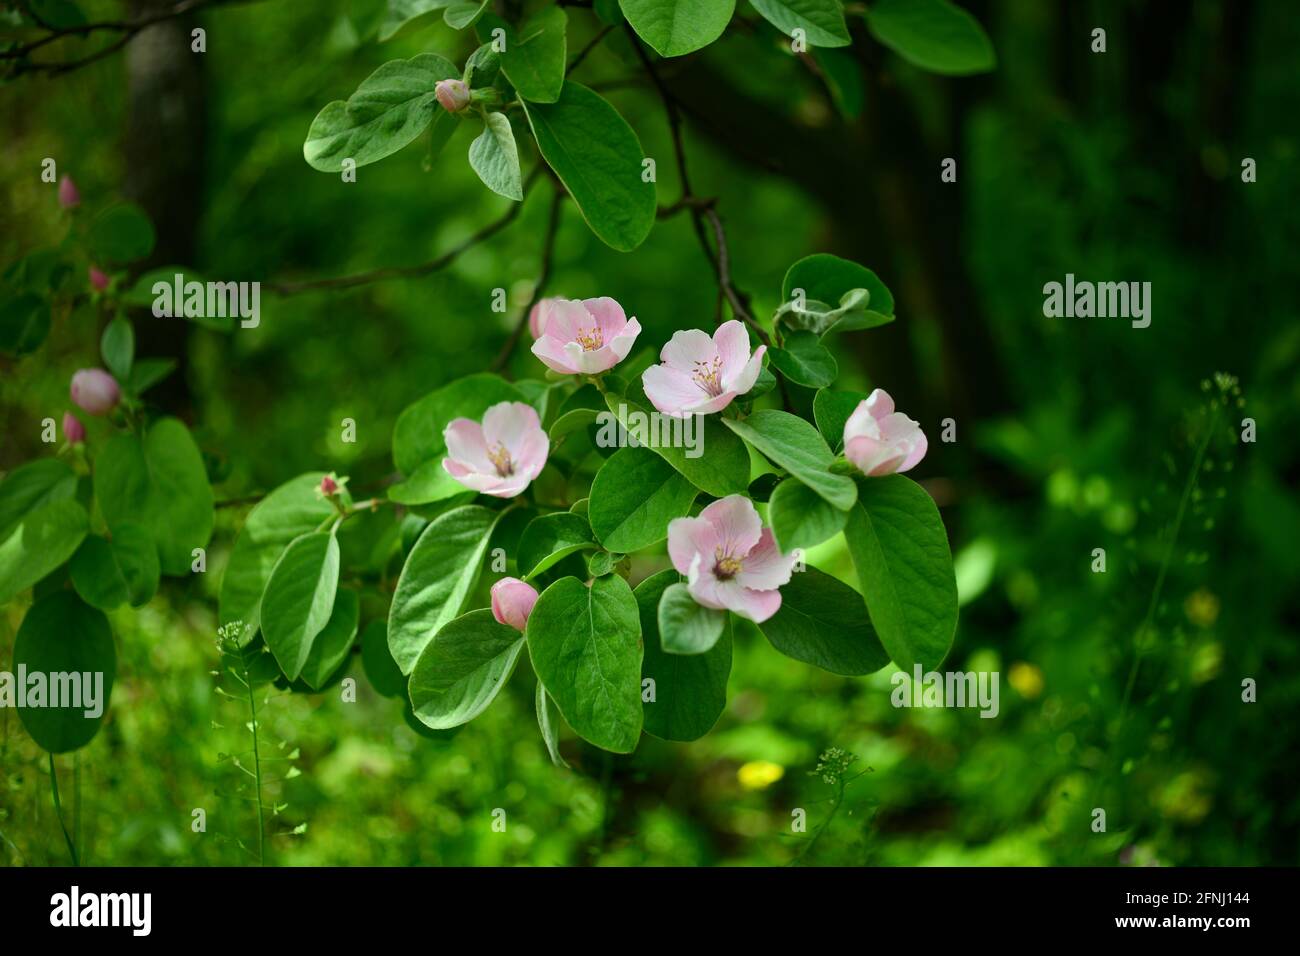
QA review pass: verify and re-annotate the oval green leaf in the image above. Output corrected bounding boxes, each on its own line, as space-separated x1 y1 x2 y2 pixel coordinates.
517 511 597 579
657 581 726 654
768 329 838 387
469 112 524 200
588 445 698 553
865 0 996 76
409 608 524 729
747 0 850 48
299 588 360 690
260 531 341 681
722 408 856 510
757 564 890 675
69 524 160 611
768 476 848 552
477 7 567 102
620 0 735 57
525 574 643 753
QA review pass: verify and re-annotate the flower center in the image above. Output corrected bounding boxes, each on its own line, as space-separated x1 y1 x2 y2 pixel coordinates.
692 357 724 397
713 547 744 581
575 326 604 351
487 442 514 478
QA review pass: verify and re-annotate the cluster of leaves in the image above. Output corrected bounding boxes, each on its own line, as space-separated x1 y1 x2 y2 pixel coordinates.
302 0 994 251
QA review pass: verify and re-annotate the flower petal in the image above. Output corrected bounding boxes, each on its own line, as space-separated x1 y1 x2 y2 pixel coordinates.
726 345 766 396
582 296 628 337
643 363 703 418
668 515 719 576
531 335 579 374
659 328 717 373
699 494 762 557
736 528 795 591
444 418 494 473
482 401 541 451
713 320 751 378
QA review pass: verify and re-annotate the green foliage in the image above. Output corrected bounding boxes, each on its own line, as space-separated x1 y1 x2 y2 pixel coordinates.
620 0 736 58
409 608 524 728
526 574 643 753
517 511 597 578
86 203 156 263
768 329 838 386
12 592 116 753
388 504 500 673
303 54 460 172
588 445 697 552
260 530 341 681
468 111 524 200
392 373 522 476
69 525 160 610
757 565 889 675
604 392 750 496
477 8 567 103
522 82 658 251
657 581 726 654
844 475 958 671
864 0 996 75
723 408 856 509
767 475 847 552
747 0 850 48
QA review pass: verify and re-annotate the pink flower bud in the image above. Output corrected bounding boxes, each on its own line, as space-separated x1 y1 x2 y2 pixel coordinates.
320 475 339 496
491 577 539 631
69 368 121 416
435 79 471 113
58 175 80 209
89 266 109 291
62 412 86 444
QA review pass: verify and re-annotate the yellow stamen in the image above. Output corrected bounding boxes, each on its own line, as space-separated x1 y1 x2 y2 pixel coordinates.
575 326 604 351
692 356 724 397
487 442 514 478
713 546 743 580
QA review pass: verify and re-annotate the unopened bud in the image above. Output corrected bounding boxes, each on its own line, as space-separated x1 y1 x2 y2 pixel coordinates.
320 475 339 496
435 79 471 114
89 265 109 291
62 412 86 444
70 368 121 416
58 175 80 209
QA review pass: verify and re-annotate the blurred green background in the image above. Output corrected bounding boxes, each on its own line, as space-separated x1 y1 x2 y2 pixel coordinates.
2 0 1298 866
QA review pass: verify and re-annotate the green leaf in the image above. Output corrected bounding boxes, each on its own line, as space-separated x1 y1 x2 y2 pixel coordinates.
747 0 850 48
0 292 50 355
409 608 524 728
69 524 159 611
299 588 360 690
0 498 87 606
100 318 134 382
260 531 341 681
0 458 77 544
303 54 460 172
620 0 735 57
657 582 726 654
757 565 889 675
522 82 657 252
768 476 848 552
525 574 643 753
517 511 597 579
379 0 455 41
603 392 750 497
12 592 116 753
813 46 865 118
844 475 958 671
361 620 407 697
93 417 214 575
219 473 337 640
768 329 838 387
782 253 895 331
392 373 524 475
722 409 856 510
387 459 473 505
444 0 488 29
388 504 501 673
865 0 996 76
636 570 731 741
477 7 567 103
87 203 156 263
535 681 569 767
813 387 868 453
127 358 176 395
588 446 698 553
468 111 524 200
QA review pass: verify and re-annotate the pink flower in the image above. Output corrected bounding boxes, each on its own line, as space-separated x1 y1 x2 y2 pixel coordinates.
491 577 539 631
843 388 927 476
435 79 471 113
442 401 548 498
62 412 85 444
642 320 766 418
70 368 120 416
667 495 796 623
320 475 339 495
88 266 109 291
529 296 562 338
58 175 80 209
530 297 641 375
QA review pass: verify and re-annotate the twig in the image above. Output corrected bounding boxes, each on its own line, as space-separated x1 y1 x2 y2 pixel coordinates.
4 0 258 78
267 166 541 295
490 185 565 372
567 24 614 75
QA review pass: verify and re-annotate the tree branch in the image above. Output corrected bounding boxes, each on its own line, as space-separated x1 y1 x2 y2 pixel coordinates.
490 185 565 372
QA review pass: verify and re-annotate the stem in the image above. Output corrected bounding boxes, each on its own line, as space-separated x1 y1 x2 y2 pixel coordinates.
247 673 266 866
48 753 79 866
491 185 565 372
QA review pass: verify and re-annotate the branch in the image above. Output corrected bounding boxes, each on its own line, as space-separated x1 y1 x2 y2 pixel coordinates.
266 166 542 295
490 185 565 372
4 0 259 79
